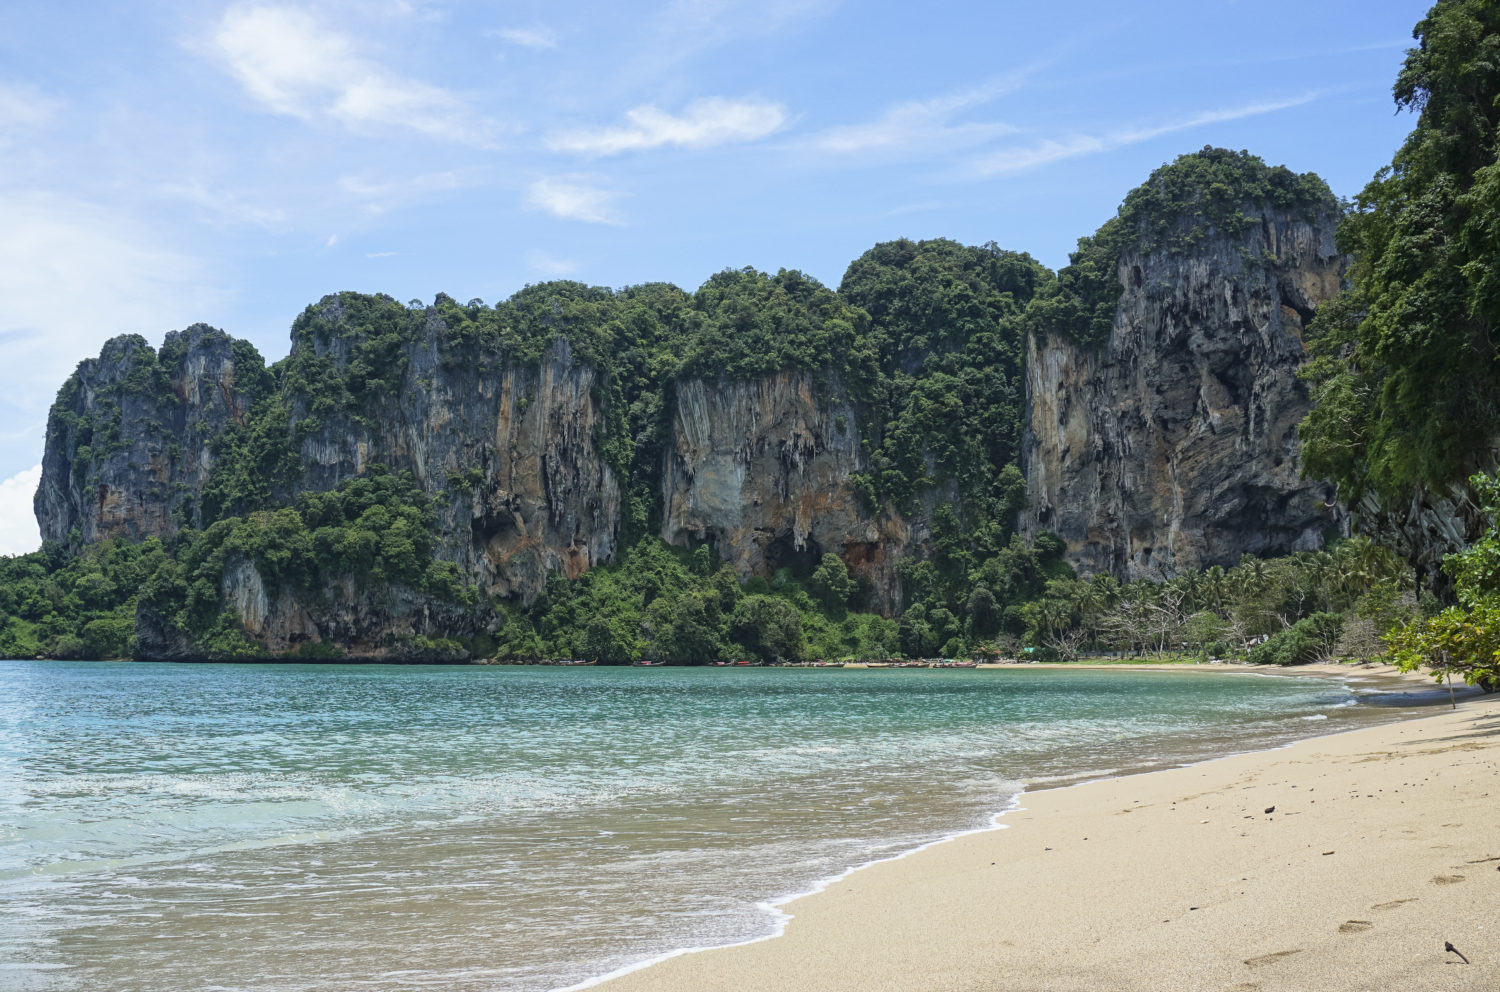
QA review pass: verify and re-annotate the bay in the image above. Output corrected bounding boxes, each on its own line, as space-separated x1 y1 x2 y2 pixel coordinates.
0 661 1410 991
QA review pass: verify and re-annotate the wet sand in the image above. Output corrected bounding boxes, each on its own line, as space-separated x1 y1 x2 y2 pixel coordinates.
593 668 1500 991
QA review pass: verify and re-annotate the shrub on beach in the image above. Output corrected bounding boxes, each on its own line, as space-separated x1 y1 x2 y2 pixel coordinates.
1249 612 1345 666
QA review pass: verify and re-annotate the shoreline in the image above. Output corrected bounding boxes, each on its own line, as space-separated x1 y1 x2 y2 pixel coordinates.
585 677 1500 992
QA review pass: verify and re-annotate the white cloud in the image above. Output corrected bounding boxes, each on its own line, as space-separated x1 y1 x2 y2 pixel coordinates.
813 77 1028 156
546 97 786 156
524 177 625 225
968 94 1318 176
366 250 398 258
525 249 578 276
490 26 557 50
0 464 42 556
207 4 497 144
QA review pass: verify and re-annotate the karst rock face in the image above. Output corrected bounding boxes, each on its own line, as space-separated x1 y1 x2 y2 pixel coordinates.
282 295 620 604
1022 203 1350 579
35 324 262 548
660 370 918 610
32 180 1376 658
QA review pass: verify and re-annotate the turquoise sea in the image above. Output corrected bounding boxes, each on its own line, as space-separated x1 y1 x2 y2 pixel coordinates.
0 661 1417 991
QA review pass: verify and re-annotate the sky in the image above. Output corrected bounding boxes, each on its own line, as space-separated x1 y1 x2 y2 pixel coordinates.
0 0 1432 554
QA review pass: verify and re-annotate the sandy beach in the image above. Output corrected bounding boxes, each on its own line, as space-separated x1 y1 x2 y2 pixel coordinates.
594 668 1500 991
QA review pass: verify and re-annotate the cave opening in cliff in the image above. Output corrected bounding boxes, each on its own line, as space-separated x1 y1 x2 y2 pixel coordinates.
763 532 823 581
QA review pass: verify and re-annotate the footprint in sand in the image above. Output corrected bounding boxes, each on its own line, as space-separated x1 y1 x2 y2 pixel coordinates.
1245 950 1302 968
1339 920 1374 933
1372 898 1417 911
1432 874 1466 885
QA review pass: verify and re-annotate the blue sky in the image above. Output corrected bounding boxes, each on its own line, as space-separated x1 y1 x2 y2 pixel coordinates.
0 0 1430 553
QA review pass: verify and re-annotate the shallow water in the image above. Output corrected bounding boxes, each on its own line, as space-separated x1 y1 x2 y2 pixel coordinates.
0 661 1415 991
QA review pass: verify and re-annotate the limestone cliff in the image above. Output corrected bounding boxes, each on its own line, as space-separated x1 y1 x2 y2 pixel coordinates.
1023 202 1348 579
282 294 619 603
35 325 265 547
28 153 1386 661
660 371 917 609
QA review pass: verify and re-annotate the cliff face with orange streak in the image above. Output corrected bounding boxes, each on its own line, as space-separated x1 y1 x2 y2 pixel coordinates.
281 296 619 607
661 371 921 611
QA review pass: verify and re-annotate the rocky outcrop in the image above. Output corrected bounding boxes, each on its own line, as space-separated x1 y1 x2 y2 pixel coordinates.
283 295 620 603
35 325 262 548
661 370 918 609
1354 485 1490 596
1023 203 1349 579
135 556 482 661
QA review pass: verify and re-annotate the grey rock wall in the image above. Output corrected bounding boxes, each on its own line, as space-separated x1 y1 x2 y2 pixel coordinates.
35 324 259 547
660 370 919 610
1023 204 1349 579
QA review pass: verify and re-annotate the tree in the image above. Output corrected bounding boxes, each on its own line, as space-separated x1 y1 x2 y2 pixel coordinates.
1183 611 1227 659
649 592 724 663
580 615 636 664
1387 472 1500 690
965 585 1000 638
1300 2 1500 520
729 595 804 661
898 602 933 657
1250 613 1345 666
808 553 855 614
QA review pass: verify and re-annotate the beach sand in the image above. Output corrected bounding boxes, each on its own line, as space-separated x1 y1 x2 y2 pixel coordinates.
594 670 1500 991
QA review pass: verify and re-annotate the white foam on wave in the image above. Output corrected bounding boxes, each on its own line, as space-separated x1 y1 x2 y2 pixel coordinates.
1025 767 1125 786
553 790 1026 992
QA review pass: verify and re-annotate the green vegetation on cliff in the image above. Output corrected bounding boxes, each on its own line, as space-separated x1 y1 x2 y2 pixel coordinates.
840 239 1043 516
140 469 472 660
1031 147 1337 349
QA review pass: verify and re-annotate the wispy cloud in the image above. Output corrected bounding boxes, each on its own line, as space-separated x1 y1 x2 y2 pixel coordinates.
547 97 786 156
0 464 41 556
0 82 62 134
489 26 557 50
206 3 498 144
812 74 1035 156
967 94 1319 176
524 177 625 225
525 249 578 276
366 250 398 258
648 0 839 62
158 180 288 229
337 169 468 214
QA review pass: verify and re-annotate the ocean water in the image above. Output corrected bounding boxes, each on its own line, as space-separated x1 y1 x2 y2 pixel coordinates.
0 661 1412 991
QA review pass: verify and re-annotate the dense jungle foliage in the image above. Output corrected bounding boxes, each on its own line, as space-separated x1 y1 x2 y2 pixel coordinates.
1388 472 1500 690
1300 0 1500 504
1294 0 1500 688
